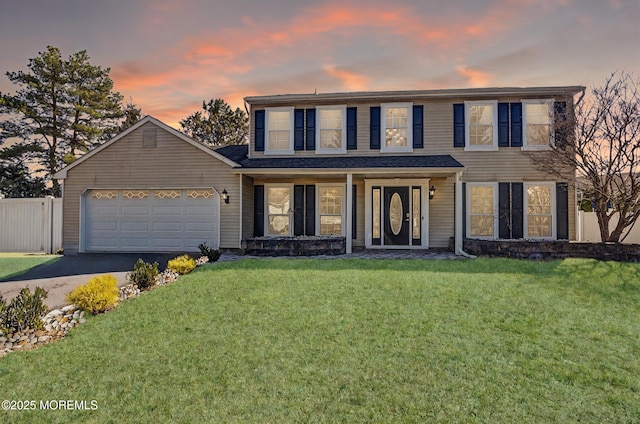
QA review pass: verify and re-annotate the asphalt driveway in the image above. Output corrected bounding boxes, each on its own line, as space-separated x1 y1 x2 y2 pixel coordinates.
0 253 180 309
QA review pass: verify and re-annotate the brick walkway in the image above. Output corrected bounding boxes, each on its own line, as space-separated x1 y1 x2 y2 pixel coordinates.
218 249 463 261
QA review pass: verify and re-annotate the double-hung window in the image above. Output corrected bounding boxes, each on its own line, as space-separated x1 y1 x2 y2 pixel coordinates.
465 101 498 151
467 183 498 238
317 186 344 235
316 105 346 153
266 185 292 236
381 102 413 153
265 107 294 154
525 183 555 238
522 99 553 150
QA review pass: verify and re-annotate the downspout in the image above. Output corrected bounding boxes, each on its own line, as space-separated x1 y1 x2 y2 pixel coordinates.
455 171 476 258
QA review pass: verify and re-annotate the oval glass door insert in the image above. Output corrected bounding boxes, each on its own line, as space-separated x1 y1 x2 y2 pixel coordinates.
390 193 403 235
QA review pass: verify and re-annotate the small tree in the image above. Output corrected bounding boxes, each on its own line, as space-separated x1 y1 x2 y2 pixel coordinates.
528 71 640 243
180 98 248 146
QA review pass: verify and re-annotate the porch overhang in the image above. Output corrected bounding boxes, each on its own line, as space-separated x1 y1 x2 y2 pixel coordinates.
230 154 464 178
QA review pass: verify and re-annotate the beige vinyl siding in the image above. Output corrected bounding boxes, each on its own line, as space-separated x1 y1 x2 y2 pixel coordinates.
62 122 240 251
429 176 456 248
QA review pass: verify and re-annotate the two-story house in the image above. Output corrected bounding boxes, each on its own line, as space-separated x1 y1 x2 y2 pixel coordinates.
54 86 584 255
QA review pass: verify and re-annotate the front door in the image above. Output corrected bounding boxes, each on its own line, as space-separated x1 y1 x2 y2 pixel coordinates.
384 187 410 245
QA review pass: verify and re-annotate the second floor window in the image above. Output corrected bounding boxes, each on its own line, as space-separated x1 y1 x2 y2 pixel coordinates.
381 102 413 153
317 106 346 153
266 108 293 154
465 101 498 150
523 100 553 149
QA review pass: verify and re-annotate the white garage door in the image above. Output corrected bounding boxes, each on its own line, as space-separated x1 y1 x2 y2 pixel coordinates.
84 189 219 252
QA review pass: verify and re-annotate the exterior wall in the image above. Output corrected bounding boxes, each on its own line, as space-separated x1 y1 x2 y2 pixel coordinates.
61 122 240 252
429 176 456 248
248 93 577 242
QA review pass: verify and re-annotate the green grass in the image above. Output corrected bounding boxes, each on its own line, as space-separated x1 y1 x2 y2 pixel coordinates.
1 258 639 423
0 254 59 280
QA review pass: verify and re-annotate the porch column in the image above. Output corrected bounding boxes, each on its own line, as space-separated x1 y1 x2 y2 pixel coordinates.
346 173 353 254
455 171 463 255
238 173 243 249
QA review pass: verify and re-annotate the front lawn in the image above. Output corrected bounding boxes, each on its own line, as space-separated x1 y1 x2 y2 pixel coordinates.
0 258 638 423
0 253 59 280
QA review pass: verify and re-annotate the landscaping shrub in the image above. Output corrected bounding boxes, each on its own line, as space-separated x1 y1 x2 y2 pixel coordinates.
66 274 119 315
167 254 196 275
127 259 159 291
198 242 221 263
0 287 48 335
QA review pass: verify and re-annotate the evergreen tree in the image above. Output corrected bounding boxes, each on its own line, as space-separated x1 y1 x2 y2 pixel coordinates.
0 46 124 196
180 98 248 146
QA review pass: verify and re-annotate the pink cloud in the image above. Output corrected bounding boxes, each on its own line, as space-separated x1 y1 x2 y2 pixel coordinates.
323 65 369 91
456 66 494 87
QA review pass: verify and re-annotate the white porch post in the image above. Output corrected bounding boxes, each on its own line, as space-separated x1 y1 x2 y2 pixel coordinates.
346 173 353 254
455 171 463 255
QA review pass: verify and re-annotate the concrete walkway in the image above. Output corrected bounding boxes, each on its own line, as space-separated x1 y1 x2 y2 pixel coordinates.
1 250 463 309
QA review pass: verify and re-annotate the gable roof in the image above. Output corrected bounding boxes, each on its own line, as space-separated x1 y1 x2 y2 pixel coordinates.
53 116 240 179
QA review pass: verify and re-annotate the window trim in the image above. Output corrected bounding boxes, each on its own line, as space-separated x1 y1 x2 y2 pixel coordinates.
315 105 347 154
466 182 499 239
316 184 346 236
464 101 498 151
524 182 556 240
265 107 294 155
521 99 554 151
264 184 294 237
380 102 413 153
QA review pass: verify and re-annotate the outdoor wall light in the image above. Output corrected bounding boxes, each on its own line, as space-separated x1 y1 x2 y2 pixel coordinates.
221 189 229 204
429 185 436 200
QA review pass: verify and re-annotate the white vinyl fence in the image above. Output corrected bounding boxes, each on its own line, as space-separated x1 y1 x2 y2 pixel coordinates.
0 197 62 253
577 210 640 244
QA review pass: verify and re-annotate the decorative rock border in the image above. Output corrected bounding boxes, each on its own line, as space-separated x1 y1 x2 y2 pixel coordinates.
0 256 210 358
0 305 85 357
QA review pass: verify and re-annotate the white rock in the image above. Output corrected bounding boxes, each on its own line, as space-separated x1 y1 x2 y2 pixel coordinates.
48 309 63 317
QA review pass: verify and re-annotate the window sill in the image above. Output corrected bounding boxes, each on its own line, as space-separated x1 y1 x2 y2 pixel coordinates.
464 146 499 152
316 148 347 155
380 147 413 154
264 149 295 155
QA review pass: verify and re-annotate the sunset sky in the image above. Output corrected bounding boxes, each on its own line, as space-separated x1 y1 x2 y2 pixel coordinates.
1 0 638 127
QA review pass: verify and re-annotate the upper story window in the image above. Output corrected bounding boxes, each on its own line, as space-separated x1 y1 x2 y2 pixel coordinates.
381 102 413 153
465 101 498 151
317 105 346 154
522 99 553 150
265 107 294 154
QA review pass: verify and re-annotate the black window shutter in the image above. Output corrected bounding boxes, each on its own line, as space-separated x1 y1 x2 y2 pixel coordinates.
554 101 568 148
413 105 424 148
461 182 467 239
293 185 305 236
498 182 511 238
352 185 357 239
498 103 510 147
305 109 316 150
254 110 265 151
294 109 305 151
453 104 465 147
510 103 523 147
370 106 381 149
347 107 357 150
254 185 264 236
511 183 523 239
305 185 315 235
556 182 569 240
